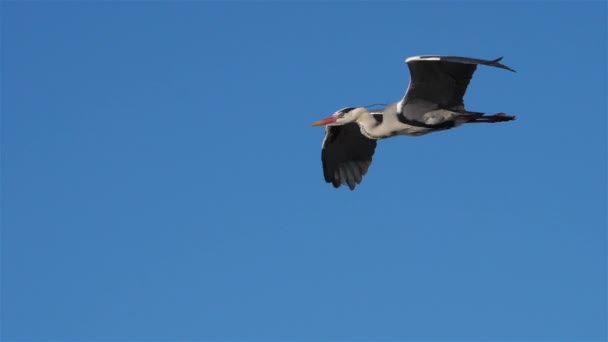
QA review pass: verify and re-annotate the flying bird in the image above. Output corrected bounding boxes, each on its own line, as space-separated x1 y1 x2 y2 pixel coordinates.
311 55 516 190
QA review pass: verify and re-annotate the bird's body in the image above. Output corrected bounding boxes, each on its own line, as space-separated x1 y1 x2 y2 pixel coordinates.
358 104 466 139
311 55 516 190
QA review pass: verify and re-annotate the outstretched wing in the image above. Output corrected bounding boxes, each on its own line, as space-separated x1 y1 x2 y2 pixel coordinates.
321 123 377 190
399 55 516 111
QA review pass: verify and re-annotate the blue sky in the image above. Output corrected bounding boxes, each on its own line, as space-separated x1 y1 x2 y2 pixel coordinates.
1 1 606 341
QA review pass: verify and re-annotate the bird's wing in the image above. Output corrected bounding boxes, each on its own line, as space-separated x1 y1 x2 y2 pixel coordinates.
398 55 515 111
321 123 377 190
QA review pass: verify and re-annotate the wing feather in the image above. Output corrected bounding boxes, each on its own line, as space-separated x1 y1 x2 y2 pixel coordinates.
399 55 515 111
321 123 377 190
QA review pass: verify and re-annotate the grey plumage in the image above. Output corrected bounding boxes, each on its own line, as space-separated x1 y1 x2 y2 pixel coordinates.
316 55 516 190
399 56 515 123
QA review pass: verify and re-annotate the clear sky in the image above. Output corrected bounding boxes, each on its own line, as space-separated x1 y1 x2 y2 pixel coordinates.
1 1 606 341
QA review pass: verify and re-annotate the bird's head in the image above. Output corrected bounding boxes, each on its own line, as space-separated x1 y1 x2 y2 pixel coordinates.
311 107 367 127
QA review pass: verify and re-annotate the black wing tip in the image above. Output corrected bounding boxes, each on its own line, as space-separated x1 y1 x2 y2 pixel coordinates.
324 165 365 191
326 178 357 190
490 56 517 72
329 182 358 191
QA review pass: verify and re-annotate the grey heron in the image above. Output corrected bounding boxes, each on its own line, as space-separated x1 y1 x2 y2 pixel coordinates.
311 55 516 190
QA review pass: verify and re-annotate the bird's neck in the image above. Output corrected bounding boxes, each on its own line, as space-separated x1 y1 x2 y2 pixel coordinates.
356 113 393 139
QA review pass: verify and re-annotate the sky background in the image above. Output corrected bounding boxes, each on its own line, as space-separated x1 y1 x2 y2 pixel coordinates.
1 1 606 341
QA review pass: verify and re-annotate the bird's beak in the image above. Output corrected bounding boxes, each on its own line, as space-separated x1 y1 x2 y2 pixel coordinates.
311 116 338 127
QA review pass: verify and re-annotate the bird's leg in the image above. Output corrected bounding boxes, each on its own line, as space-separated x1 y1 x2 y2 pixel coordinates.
458 112 516 123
